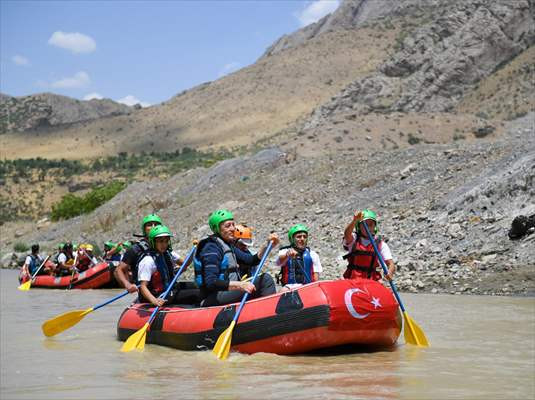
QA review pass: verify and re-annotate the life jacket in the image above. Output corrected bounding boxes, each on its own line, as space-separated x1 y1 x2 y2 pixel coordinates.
27 254 43 275
194 235 239 288
59 252 74 265
279 246 314 285
343 235 382 281
131 239 151 283
139 250 175 301
76 252 92 272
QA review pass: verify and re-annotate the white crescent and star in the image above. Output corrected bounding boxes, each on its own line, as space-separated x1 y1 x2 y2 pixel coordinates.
344 289 383 319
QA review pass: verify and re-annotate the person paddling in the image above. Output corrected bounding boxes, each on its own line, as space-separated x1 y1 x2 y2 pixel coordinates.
233 224 256 279
114 214 163 293
195 209 279 307
75 244 98 272
56 242 76 276
103 241 123 262
276 224 322 291
20 244 50 281
342 209 396 281
137 225 180 306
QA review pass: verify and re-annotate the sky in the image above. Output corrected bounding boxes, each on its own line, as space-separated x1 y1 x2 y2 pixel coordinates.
0 0 340 107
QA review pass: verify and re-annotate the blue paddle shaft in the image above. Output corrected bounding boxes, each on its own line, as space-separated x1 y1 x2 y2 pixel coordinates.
362 222 406 313
232 240 274 323
147 244 197 325
93 287 138 311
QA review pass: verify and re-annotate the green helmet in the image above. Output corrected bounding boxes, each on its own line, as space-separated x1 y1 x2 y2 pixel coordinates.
104 241 116 250
148 225 173 248
288 224 309 246
58 242 65 249
122 241 132 249
358 209 378 234
208 209 234 234
141 214 162 235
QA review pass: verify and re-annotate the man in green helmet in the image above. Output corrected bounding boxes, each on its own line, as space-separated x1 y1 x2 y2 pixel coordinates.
276 224 323 291
342 209 396 281
103 241 123 262
114 214 163 293
194 209 280 306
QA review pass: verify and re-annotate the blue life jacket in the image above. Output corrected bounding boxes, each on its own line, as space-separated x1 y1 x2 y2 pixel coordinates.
280 246 313 285
28 254 42 275
106 253 122 262
194 235 238 288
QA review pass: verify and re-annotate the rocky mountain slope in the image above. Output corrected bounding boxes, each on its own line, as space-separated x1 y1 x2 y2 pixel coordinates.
302 0 534 134
262 0 443 57
0 92 132 133
1 0 534 296
3 113 533 296
0 24 397 159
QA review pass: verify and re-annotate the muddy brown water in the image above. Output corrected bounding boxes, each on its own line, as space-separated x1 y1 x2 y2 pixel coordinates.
1 270 534 399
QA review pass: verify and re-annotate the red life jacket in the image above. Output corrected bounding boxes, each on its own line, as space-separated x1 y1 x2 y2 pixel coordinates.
77 253 91 272
343 237 382 281
146 252 175 298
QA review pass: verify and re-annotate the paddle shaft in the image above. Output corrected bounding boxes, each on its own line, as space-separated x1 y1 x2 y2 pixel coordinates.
144 244 197 327
230 240 273 324
362 222 407 313
93 287 138 311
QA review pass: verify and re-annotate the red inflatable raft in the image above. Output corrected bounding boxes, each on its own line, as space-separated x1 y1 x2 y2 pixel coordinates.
20 261 118 289
117 279 402 355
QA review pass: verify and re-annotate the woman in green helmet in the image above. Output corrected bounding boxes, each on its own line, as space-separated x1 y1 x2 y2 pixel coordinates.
194 209 280 307
342 209 396 281
276 224 323 291
137 225 179 306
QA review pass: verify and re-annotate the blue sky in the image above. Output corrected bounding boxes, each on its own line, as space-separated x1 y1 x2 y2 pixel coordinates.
0 0 339 106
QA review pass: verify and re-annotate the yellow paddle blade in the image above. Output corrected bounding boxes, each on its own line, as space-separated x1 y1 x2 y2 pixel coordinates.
18 280 32 291
212 320 236 360
42 308 94 337
403 311 429 347
121 322 149 352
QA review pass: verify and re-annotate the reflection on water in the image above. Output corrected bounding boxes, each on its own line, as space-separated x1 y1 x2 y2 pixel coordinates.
1 270 534 400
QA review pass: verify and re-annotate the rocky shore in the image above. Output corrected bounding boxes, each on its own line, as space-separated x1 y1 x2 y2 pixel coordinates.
2 113 533 296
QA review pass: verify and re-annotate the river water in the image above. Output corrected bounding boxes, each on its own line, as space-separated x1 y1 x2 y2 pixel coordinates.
1 269 534 400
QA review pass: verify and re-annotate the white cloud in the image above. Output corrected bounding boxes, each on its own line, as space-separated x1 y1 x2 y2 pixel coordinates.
51 71 91 89
83 92 103 100
48 31 96 54
295 0 340 27
12 54 30 66
117 95 150 108
218 62 241 78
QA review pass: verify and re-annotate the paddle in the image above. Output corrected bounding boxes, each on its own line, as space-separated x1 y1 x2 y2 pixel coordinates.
18 255 50 291
213 240 274 360
362 222 429 347
42 287 138 337
120 242 198 352
67 252 79 290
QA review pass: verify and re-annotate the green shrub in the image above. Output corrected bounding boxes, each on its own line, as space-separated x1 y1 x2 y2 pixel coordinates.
51 181 126 221
408 133 421 145
13 242 29 252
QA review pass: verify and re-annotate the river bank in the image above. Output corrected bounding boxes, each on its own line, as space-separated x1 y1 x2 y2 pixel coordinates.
1 114 533 297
